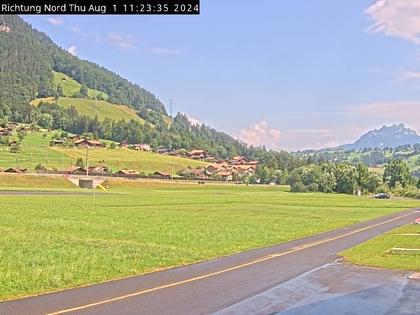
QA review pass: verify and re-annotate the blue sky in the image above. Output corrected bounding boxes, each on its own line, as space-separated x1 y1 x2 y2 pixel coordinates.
23 0 420 150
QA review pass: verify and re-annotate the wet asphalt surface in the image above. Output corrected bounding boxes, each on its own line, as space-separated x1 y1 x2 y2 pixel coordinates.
217 263 419 315
0 208 418 315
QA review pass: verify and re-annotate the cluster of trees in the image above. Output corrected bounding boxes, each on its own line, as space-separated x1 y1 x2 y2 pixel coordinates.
286 159 418 195
287 163 382 194
297 144 420 169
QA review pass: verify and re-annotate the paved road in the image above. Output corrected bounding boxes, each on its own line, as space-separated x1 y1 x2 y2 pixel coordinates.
1 208 418 315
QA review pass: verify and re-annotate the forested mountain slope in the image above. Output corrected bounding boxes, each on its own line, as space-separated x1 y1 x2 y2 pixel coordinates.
0 14 164 121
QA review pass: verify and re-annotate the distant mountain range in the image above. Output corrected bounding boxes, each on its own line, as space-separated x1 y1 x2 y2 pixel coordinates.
340 123 420 150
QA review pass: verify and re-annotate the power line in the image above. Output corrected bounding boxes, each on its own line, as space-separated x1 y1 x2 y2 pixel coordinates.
169 99 174 117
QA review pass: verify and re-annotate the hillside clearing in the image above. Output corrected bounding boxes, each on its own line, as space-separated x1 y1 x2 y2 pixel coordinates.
52 71 108 100
30 97 144 123
57 97 144 123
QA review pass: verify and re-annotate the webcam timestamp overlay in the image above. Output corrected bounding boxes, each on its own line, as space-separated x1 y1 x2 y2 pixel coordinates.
0 0 200 15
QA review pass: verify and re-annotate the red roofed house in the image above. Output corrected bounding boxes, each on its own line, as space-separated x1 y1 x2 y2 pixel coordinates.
73 139 104 148
4 167 27 173
217 170 233 181
134 144 151 151
188 150 207 160
154 171 171 179
65 166 86 175
116 169 139 177
88 165 110 175
230 156 249 165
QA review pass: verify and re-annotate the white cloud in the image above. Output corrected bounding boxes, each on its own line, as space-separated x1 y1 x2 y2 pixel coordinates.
236 122 355 151
236 121 282 149
71 26 82 33
351 101 420 130
71 26 89 40
182 113 202 126
397 70 420 82
280 129 339 151
67 45 77 56
107 32 137 50
365 0 420 44
285 129 333 135
47 17 64 26
147 47 183 56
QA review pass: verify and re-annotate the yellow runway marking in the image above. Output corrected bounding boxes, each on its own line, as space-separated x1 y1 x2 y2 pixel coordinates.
48 211 415 315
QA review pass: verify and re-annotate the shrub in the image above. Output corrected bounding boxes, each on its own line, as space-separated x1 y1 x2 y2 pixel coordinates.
35 164 47 173
291 181 307 192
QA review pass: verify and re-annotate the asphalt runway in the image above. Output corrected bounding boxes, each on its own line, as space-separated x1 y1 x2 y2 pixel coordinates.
0 208 418 315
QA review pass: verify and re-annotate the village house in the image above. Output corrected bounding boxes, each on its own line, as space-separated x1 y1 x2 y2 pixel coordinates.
187 149 207 160
7 122 19 128
204 156 216 162
154 171 171 179
230 156 249 165
4 167 27 173
65 166 86 175
116 169 139 177
0 22 11 33
49 139 65 146
204 157 258 180
16 125 30 132
73 139 104 148
232 164 257 175
134 144 151 151
68 134 81 141
0 127 12 137
191 168 211 179
88 165 110 175
119 141 129 149
156 147 171 154
217 170 233 181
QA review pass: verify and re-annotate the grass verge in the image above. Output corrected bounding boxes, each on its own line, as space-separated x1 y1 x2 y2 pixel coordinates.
340 223 420 272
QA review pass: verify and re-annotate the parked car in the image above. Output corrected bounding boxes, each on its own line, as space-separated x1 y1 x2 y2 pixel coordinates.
373 193 390 199
415 218 420 225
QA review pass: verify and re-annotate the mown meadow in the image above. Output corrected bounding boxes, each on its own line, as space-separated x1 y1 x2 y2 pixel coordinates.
0 177 419 300
0 132 206 174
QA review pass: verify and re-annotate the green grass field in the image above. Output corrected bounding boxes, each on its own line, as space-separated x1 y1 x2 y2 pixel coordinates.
0 131 206 173
0 132 71 170
30 72 145 123
0 174 75 190
53 71 108 100
56 97 144 123
341 223 420 272
0 178 419 300
51 146 206 174
30 97 144 123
